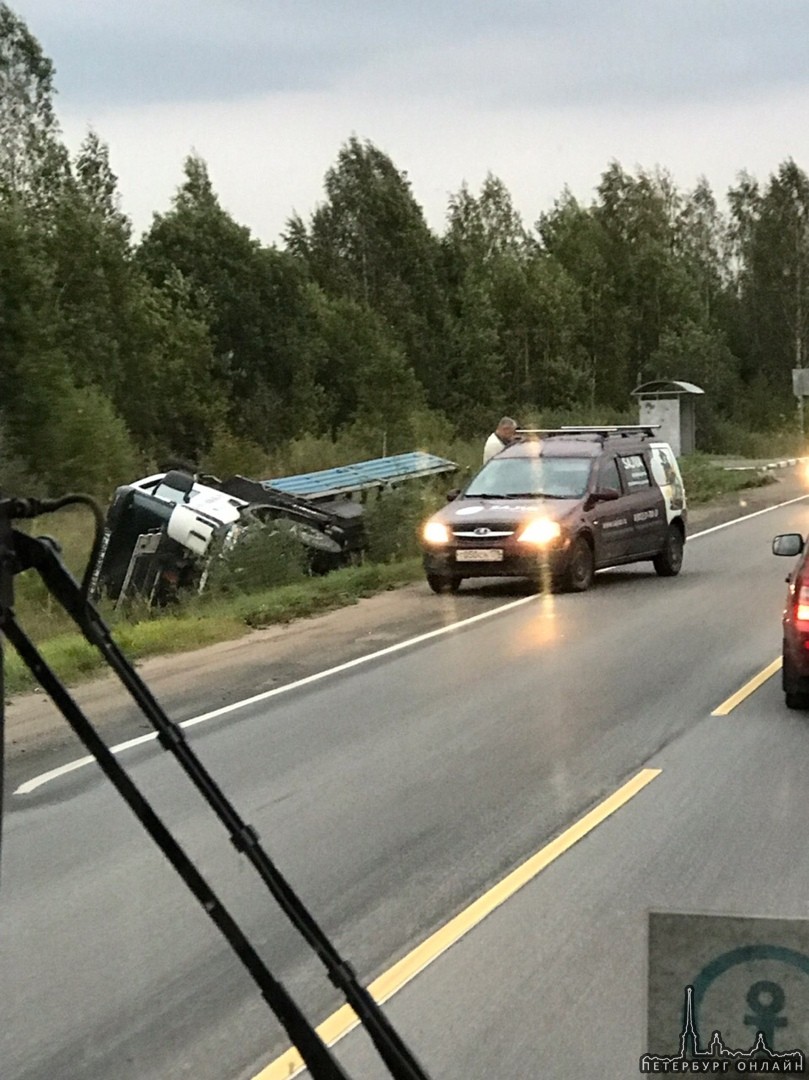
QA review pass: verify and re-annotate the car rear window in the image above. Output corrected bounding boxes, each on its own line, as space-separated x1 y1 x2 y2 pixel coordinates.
619 454 651 490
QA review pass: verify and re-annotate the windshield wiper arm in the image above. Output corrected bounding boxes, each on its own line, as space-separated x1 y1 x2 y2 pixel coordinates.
0 497 433 1080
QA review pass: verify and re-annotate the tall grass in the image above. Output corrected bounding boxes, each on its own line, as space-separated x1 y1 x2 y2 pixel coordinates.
13 506 98 640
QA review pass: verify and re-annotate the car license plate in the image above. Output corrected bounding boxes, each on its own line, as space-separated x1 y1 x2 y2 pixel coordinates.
456 549 503 562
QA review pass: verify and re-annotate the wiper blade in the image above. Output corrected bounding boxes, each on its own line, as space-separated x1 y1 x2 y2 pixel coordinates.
468 492 508 498
0 501 432 1080
473 492 571 499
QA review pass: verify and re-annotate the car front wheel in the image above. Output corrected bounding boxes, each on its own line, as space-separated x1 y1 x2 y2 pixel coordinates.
564 536 595 592
653 523 684 577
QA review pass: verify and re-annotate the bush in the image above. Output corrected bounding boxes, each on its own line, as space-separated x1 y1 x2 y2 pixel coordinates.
698 416 807 458
262 407 457 479
0 434 40 496
51 385 142 496
264 430 371 478
204 520 308 595
363 484 443 564
201 426 270 480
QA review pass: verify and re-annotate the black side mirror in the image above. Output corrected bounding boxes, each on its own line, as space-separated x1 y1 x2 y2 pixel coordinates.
446 489 461 502
773 533 805 557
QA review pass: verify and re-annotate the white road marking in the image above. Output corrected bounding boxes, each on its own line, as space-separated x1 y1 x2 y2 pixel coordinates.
14 594 538 794
686 492 809 538
15 490 809 796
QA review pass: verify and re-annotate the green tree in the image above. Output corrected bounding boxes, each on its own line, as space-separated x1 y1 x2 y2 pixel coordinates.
445 174 528 266
674 178 731 325
0 2 69 204
495 255 590 410
443 270 503 433
293 287 423 447
286 137 450 405
728 159 809 418
0 196 138 492
138 156 321 441
594 164 700 392
444 176 589 415
540 166 721 409
116 269 221 461
41 131 132 397
538 189 625 406
442 176 527 421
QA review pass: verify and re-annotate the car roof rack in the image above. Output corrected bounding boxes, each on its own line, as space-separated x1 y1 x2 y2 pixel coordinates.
515 425 660 440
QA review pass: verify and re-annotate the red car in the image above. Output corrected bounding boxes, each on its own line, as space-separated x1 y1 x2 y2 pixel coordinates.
773 531 809 708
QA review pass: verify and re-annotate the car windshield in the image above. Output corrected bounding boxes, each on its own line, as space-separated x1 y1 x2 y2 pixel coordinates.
464 456 594 499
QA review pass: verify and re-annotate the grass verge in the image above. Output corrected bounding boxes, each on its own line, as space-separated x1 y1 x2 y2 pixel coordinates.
5 557 423 697
679 454 776 504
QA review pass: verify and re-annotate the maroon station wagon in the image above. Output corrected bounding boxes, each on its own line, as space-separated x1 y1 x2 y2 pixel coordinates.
420 427 687 594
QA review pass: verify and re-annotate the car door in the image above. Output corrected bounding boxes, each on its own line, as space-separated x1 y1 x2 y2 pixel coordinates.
617 451 667 555
590 454 634 564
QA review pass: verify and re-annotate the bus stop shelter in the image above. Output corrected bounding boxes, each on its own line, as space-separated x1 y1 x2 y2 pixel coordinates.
631 380 704 456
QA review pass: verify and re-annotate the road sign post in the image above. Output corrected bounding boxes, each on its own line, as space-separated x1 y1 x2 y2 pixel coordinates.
793 369 809 437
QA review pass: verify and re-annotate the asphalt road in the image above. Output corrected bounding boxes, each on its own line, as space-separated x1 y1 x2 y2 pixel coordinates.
2 485 809 1080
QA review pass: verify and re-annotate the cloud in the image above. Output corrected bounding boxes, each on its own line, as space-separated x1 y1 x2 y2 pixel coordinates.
15 0 809 109
15 0 543 105
337 0 809 110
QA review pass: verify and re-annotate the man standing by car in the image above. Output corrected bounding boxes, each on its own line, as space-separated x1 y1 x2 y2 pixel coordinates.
483 417 518 463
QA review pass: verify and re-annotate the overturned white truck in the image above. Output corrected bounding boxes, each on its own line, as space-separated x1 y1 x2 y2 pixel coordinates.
92 453 457 605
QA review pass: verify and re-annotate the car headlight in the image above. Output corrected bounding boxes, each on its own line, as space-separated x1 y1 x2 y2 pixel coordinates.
518 518 562 545
423 520 450 544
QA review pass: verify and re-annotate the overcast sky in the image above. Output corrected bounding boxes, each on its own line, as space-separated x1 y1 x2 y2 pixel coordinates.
11 0 809 244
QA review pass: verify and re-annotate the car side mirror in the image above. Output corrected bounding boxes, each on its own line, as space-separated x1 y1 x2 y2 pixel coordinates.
446 489 461 502
773 533 805 557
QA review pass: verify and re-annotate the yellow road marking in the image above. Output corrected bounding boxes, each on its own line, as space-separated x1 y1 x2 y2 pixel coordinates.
711 657 782 716
253 767 662 1080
